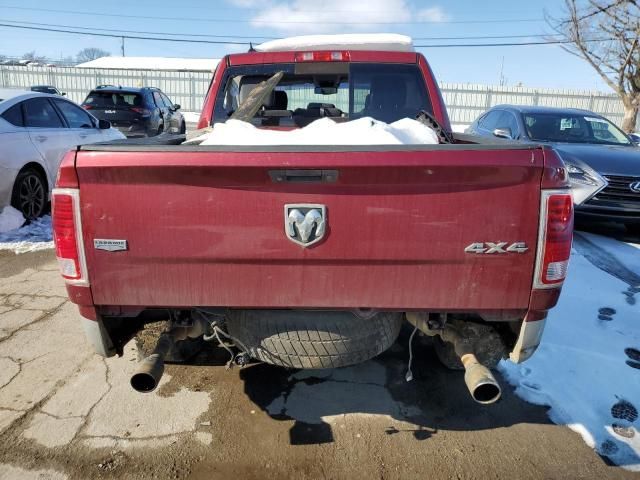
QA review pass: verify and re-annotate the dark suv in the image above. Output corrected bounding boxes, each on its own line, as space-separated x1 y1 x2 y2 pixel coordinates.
81 86 185 138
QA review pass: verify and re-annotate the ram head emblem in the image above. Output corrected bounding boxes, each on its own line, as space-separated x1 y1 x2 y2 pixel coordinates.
284 204 327 247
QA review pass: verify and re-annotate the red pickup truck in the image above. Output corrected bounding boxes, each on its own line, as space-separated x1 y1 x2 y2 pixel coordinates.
52 45 573 404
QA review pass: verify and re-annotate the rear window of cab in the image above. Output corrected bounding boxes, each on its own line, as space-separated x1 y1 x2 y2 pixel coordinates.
214 63 432 127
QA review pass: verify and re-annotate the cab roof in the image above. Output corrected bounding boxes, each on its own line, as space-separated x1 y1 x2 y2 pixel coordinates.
254 34 414 53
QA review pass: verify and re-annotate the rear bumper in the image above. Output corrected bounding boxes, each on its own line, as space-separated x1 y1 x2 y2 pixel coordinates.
509 318 546 363
112 123 154 138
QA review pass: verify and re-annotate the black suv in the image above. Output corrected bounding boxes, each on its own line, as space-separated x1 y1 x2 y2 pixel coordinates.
81 86 185 138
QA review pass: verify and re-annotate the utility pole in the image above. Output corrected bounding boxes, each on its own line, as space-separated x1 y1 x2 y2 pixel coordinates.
121 37 125 57
498 56 505 87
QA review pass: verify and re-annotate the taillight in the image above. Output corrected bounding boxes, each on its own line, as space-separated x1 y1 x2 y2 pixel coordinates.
52 189 88 285
82 105 92 110
533 190 574 288
294 51 350 62
130 107 151 115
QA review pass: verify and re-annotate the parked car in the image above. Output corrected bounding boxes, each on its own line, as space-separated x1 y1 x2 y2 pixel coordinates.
0 88 28 101
466 106 640 233
53 39 573 406
30 85 66 96
0 92 125 219
81 86 185 138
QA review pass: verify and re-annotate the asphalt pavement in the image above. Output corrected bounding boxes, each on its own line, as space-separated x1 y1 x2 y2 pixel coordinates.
0 243 637 479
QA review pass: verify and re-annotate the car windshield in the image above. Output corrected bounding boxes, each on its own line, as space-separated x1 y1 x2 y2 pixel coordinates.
523 112 631 145
83 91 142 108
215 63 432 127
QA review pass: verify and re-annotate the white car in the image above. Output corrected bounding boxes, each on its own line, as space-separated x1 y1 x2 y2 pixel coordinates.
0 91 125 219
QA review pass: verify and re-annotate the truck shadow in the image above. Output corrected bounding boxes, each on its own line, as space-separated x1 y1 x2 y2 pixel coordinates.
237 327 553 446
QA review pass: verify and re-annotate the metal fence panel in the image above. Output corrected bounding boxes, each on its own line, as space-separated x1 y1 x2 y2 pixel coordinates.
0 66 626 127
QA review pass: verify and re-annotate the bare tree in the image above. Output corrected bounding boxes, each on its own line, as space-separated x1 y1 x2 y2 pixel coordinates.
76 48 110 63
21 51 48 64
548 1 640 132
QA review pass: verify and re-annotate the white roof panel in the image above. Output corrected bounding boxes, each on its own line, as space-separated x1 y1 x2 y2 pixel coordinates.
255 34 414 53
76 56 219 72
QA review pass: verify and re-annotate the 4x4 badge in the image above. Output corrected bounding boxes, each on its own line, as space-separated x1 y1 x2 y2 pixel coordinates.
464 242 528 254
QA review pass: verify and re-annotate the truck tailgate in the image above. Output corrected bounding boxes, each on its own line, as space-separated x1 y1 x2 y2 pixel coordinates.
75 145 543 310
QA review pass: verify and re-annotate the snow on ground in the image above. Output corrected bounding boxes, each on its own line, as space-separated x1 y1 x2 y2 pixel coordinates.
182 112 201 124
0 206 24 233
256 34 414 53
451 124 469 133
198 117 439 146
499 233 640 471
0 215 53 254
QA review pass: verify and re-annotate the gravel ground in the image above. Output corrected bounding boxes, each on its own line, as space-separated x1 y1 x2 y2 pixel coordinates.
0 249 636 479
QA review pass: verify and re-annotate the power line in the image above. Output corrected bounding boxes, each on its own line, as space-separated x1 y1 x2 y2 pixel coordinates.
0 19 279 40
0 22 611 48
0 19 558 42
0 5 545 25
415 38 610 48
0 23 252 45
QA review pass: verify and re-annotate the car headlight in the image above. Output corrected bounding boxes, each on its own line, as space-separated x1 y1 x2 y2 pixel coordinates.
565 163 599 186
559 158 607 205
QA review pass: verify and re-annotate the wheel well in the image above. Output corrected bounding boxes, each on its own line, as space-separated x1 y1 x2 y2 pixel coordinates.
17 163 49 195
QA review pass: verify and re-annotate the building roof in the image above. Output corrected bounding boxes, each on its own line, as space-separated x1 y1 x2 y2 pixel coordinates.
76 56 220 72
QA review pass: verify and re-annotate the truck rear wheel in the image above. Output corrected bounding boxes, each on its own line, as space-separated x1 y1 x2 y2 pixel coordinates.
226 310 402 369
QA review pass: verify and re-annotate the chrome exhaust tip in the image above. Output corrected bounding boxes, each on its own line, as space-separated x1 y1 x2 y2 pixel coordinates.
462 353 502 405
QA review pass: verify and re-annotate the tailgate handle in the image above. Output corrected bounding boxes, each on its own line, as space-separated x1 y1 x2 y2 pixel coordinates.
269 169 338 183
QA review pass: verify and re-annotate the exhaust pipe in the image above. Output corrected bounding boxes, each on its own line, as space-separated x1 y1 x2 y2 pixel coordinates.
130 333 175 393
406 313 502 405
131 315 207 393
460 353 502 405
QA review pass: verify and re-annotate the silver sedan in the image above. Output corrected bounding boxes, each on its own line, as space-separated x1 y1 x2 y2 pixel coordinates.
0 91 125 219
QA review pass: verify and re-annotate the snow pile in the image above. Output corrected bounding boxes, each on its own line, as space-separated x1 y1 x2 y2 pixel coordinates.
0 206 24 233
256 34 414 53
199 117 439 146
499 232 640 471
182 112 201 124
0 215 53 254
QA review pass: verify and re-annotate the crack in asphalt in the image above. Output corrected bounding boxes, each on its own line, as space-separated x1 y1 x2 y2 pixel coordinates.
0 300 68 345
72 357 114 443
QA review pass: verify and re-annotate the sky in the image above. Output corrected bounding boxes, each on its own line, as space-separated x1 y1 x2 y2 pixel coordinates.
0 0 613 92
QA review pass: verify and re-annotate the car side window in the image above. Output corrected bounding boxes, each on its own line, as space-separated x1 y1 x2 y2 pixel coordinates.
152 92 165 108
23 98 64 128
495 111 519 137
53 100 94 129
1 103 24 126
160 93 174 109
478 110 502 130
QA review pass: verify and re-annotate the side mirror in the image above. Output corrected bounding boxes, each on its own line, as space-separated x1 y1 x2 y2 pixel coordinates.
173 104 181 110
493 128 512 139
61 92 66 96
629 133 640 146
98 119 111 130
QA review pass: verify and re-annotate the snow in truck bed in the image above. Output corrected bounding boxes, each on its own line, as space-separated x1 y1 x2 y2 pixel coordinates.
197 117 439 146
